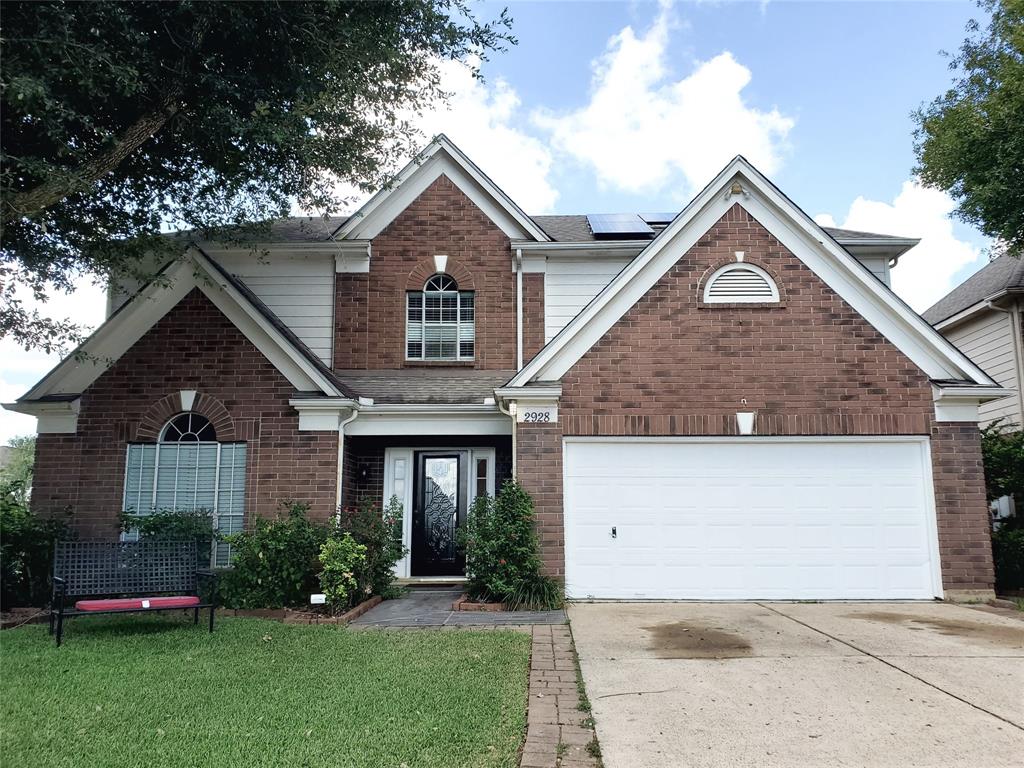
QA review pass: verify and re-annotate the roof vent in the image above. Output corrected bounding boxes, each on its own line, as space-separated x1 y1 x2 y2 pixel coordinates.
704 264 779 303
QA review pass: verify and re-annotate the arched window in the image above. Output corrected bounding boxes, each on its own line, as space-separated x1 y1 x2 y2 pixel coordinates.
703 263 779 304
123 413 247 566
406 273 475 360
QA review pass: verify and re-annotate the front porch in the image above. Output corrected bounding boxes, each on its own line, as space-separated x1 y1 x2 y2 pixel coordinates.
343 435 512 579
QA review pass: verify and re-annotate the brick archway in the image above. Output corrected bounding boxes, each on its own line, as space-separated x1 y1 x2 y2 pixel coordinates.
404 257 476 291
135 391 237 442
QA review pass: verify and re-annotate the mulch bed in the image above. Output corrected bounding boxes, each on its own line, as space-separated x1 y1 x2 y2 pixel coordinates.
0 607 48 631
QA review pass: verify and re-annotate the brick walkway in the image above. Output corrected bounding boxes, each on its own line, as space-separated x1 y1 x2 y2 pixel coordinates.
521 624 600 768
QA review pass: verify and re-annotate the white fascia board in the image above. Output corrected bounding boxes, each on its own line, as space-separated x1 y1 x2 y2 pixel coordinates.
289 398 359 431
335 135 549 242
20 251 338 402
510 156 997 387
932 385 1014 422
346 403 511 437
2 399 80 434
20 259 198 401
512 240 649 254
493 385 562 401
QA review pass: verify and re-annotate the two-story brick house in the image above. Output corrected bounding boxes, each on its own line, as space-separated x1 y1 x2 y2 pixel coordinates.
7 136 1009 600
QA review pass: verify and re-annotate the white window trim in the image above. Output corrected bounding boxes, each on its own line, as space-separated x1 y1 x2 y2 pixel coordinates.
702 263 780 304
406 275 475 362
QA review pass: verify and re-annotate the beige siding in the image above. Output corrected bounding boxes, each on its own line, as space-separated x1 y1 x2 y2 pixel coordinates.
853 255 890 286
544 256 631 342
945 309 1021 426
217 253 334 365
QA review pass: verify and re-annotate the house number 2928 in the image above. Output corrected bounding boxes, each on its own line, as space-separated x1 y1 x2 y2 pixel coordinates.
517 406 557 424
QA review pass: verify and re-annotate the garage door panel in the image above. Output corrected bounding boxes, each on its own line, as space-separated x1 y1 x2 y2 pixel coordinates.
564 439 939 600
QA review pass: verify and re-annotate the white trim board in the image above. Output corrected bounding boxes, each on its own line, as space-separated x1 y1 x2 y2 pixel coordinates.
334 135 550 242
15 248 343 404
510 156 997 388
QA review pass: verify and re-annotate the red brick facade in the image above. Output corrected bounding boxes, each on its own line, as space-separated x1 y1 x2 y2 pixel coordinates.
518 205 993 591
930 422 995 591
334 175 536 370
32 290 339 538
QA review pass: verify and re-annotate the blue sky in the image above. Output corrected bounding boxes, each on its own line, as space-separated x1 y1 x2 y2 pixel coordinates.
0 0 996 442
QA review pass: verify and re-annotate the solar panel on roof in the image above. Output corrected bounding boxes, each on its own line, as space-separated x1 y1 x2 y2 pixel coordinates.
586 213 654 239
639 212 677 225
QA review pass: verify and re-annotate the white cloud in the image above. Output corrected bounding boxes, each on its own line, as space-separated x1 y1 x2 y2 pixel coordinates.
415 59 558 213
532 4 794 196
815 181 988 312
0 279 106 445
313 58 559 217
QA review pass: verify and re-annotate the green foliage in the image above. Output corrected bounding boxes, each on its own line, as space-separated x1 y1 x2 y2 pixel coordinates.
339 495 408 599
216 502 329 609
0 436 35 504
1 616 530 767
505 570 565 612
1 0 514 353
0 480 70 608
992 527 1024 591
319 534 367 611
980 420 1024 501
458 480 563 609
119 508 217 566
913 0 1024 255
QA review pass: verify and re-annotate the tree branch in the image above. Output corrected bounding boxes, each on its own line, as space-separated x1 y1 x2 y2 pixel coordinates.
1 87 184 226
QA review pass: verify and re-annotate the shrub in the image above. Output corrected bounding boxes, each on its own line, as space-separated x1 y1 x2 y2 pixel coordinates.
980 420 1024 502
319 534 367 611
338 495 407 599
0 481 71 609
458 480 562 609
506 570 565 611
217 501 329 609
992 527 1024 592
120 508 217 566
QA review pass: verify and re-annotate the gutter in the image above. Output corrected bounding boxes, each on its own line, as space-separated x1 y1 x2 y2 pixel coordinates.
336 407 360 515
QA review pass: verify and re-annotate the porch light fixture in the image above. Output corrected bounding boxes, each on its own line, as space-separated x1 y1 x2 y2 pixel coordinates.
736 411 755 435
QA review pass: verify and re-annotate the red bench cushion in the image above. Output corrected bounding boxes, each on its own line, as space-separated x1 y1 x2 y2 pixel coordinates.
74 596 200 612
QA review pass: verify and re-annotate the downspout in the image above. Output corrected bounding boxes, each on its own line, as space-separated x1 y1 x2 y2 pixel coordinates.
516 248 524 370
985 299 1024 421
335 406 360 518
498 399 518 480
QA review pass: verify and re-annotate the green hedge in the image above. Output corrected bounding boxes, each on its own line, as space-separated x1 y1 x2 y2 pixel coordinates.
993 526 1024 592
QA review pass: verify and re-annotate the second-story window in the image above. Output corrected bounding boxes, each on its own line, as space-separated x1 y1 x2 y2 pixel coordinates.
406 274 475 361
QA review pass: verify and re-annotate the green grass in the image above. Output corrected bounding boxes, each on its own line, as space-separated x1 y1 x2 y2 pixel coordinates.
1 615 530 768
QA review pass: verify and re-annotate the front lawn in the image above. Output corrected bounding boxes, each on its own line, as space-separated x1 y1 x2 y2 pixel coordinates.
1 616 530 767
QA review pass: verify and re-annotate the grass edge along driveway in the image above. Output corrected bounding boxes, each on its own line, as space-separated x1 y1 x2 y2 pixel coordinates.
1 615 530 768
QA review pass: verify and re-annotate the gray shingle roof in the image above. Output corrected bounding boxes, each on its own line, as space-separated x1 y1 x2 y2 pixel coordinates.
333 369 515 404
923 254 1024 325
530 215 912 245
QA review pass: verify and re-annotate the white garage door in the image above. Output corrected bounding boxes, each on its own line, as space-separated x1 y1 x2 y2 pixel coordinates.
563 439 941 600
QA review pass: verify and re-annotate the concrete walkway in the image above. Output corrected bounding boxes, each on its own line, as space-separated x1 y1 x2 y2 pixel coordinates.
570 601 1024 768
351 587 566 628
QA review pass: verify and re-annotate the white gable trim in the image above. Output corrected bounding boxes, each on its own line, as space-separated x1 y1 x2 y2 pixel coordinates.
334 135 550 242
16 249 342 403
509 156 997 387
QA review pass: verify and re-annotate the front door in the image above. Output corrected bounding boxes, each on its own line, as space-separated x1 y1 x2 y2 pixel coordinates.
412 451 468 576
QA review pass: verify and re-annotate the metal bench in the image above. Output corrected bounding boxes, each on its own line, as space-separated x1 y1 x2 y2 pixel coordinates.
50 540 216 646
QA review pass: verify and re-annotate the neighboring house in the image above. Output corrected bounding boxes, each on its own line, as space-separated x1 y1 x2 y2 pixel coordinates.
923 254 1024 429
924 254 1024 522
4 136 1010 601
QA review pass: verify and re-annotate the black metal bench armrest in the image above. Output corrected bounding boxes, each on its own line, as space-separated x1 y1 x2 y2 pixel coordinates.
196 569 216 578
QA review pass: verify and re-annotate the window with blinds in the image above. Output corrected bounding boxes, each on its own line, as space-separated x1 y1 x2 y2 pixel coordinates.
703 264 779 304
122 414 246 567
406 274 475 360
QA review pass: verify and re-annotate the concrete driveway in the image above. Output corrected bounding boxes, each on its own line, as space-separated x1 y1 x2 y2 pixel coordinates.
569 602 1024 768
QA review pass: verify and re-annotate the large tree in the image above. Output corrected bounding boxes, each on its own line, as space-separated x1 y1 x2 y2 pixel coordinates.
913 0 1024 257
0 0 513 352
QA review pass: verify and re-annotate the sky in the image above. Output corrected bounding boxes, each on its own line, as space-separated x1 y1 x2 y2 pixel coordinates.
0 0 996 443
